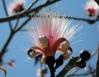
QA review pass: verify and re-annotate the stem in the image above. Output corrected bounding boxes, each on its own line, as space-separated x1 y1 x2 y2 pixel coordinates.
0 31 15 58
67 71 95 77
56 58 77 77
56 65 73 77
2 0 13 31
96 48 99 77
0 0 60 23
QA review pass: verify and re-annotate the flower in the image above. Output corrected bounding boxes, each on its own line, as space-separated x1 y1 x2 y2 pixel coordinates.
27 12 82 62
85 0 99 17
9 0 25 14
27 13 82 77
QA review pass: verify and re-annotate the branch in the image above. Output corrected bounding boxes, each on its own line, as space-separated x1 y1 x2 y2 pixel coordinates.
27 0 39 10
0 0 60 23
96 46 99 77
56 55 91 77
15 0 61 32
15 17 31 32
2 0 13 31
67 71 95 77
91 43 99 57
14 0 39 29
14 19 19 29
0 31 15 59
56 58 76 77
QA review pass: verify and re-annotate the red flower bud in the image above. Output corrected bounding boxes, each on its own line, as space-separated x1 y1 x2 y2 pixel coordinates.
86 0 99 17
9 0 25 14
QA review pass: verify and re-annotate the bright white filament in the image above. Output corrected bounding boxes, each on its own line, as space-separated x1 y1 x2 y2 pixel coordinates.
27 13 82 48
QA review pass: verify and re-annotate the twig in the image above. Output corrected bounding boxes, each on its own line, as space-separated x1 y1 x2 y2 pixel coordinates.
14 0 39 29
26 0 39 11
2 0 13 31
15 17 31 32
0 0 60 23
18 29 32 32
0 31 15 58
56 58 76 77
91 43 99 57
14 19 20 29
15 0 61 32
96 46 99 77
66 71 95 77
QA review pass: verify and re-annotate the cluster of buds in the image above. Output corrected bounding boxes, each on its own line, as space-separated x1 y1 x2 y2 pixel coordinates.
27 36 73 77
9 0 25 14
27 13 82 77
56 50 91 77
75 50 91 68
85 0 99 17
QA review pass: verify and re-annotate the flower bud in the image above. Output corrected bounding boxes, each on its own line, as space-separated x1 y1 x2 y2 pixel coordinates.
80 50 91 61
9 0 25 14
85 0 99 17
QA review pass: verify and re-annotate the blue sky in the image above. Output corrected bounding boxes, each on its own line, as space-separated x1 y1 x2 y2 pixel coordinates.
0 0 99 77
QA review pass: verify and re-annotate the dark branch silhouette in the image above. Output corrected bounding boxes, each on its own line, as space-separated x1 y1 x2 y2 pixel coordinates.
0 0 60 23
96 45 99 77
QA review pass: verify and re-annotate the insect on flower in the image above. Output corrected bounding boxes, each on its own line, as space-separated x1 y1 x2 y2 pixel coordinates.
27 13 81 77
9 0 25 14
85 0 99 17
